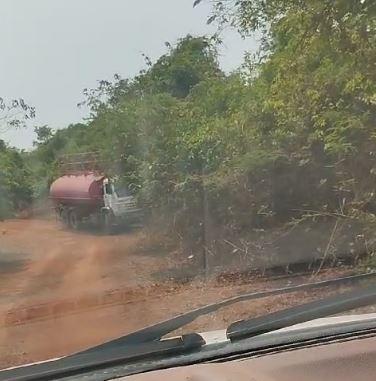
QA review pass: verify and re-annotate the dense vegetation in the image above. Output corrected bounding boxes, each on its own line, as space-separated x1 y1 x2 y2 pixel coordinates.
1 0 375 267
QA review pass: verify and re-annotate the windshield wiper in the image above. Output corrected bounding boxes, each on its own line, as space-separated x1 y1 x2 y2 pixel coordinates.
83 272 376 351
227 284 376 342
1 272 375 381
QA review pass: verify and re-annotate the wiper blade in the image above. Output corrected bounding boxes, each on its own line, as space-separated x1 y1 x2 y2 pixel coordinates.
227 284 376 342
83 272 376 352
0 334 204 381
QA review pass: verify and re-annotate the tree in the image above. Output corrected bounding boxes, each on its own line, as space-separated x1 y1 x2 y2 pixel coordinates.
143 35 222 98
0 97 35 132
0 143 32 219
33 126 53 146
0 96 35 218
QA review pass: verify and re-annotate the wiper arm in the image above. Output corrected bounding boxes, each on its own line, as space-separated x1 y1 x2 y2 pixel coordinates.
227 284 376 342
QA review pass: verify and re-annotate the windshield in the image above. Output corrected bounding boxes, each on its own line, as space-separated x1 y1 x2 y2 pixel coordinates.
0 0 375 371
113 182 133 198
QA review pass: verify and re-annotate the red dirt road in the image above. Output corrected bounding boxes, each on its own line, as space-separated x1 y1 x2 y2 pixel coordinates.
0 218 356 369
0 218 176 368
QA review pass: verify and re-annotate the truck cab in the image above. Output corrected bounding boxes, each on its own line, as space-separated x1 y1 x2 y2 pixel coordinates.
102 178 142 229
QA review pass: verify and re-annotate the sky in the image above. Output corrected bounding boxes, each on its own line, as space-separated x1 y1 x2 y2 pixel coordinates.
0 0 258 149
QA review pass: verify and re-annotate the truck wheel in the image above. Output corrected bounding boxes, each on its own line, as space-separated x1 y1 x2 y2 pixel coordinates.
102 212 113 235
61 209 69 227
69 210 80 230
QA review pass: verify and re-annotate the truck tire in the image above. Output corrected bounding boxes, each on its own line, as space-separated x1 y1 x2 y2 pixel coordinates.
61 209 69 227
101 212 114 235
69 210 80 230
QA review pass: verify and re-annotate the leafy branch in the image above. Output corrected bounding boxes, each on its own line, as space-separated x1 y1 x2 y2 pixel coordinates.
0 97 35 133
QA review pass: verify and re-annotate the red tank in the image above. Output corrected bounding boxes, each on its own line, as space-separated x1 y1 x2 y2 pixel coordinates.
49 173 105 207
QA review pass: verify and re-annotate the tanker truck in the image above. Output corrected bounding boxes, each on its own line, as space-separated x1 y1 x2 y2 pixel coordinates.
49 173 142 232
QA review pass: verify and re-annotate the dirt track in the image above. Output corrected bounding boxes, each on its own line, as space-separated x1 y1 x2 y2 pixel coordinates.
0 218 356 369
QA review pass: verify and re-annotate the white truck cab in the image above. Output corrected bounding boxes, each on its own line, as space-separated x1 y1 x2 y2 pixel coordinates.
102 177 141 223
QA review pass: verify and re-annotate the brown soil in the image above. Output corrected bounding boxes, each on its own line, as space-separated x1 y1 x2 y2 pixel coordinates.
0 218 360 370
